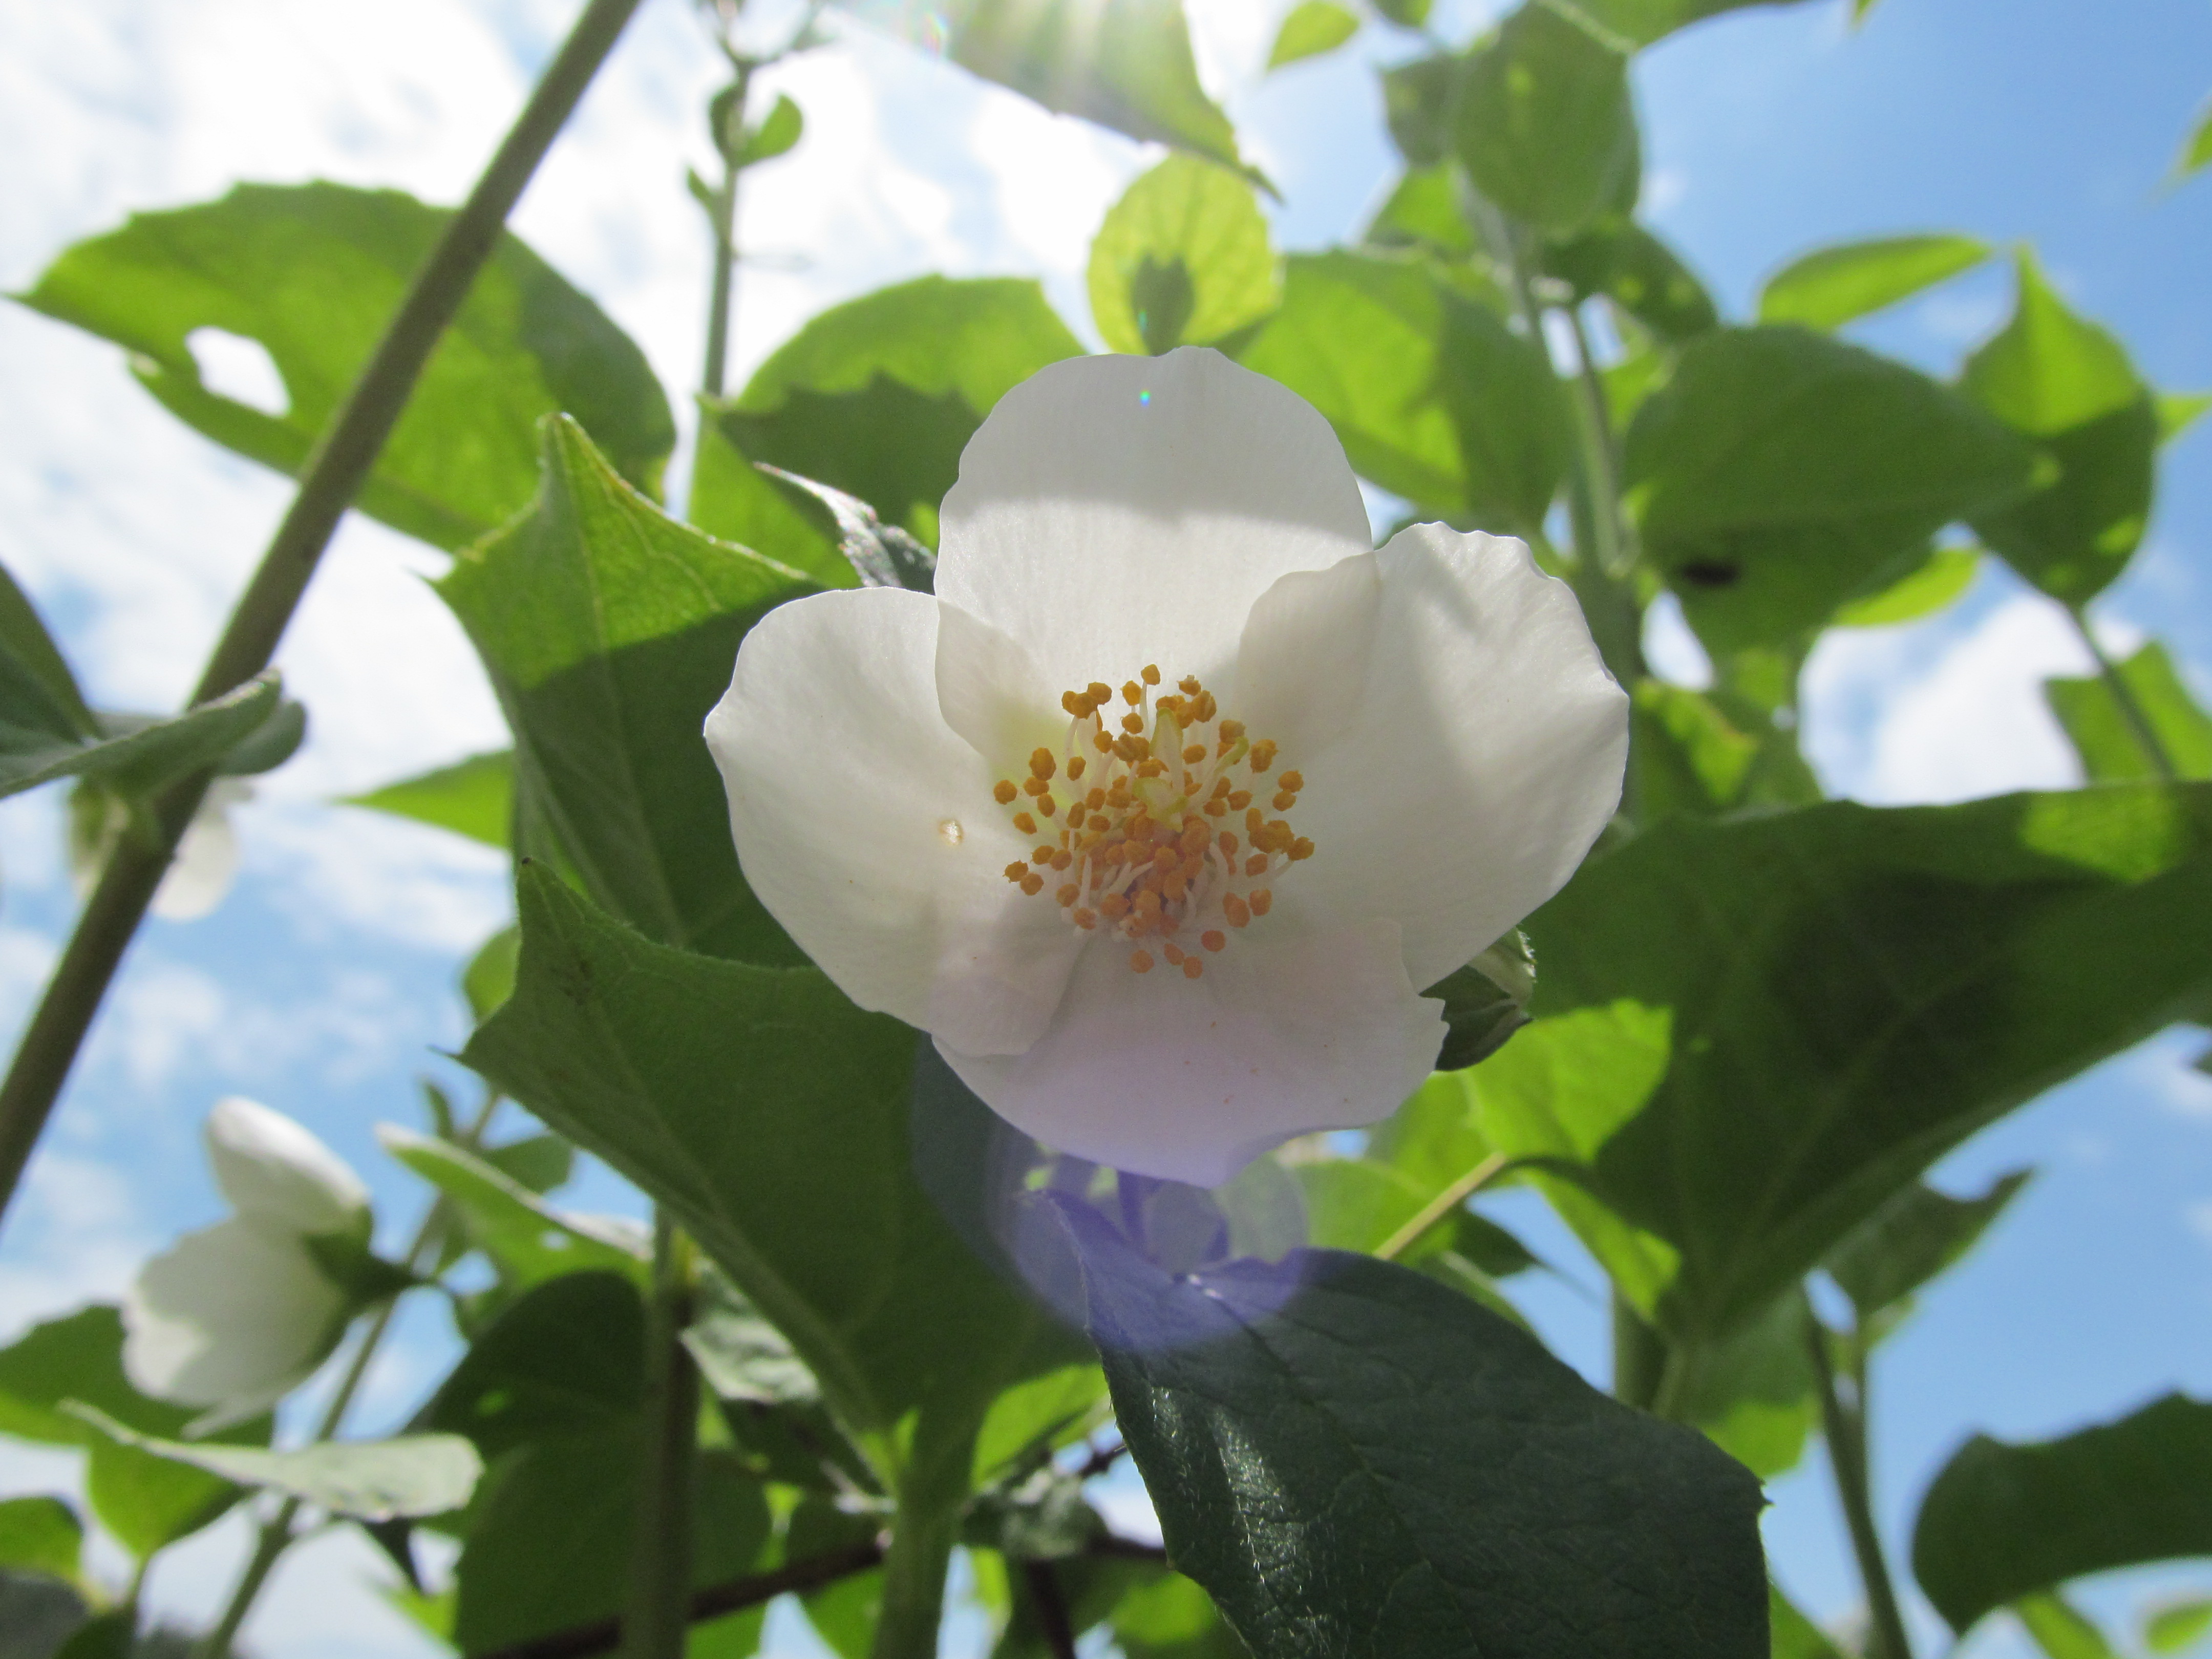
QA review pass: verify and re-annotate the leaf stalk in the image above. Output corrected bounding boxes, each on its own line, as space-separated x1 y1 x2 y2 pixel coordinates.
1805 1307 1915 1659
622 1210 700 1659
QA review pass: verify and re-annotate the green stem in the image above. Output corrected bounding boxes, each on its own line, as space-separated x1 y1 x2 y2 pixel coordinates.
1805 1309 1913 1659
2066 603 2180 783
1561 304 1632 581
698 64 752 406
869 1490 961 1659
0 0 645 1238
1374 1152 1509 1262
623 1211 700 1659
192 1090 501 1658
1609 1292 1667 1410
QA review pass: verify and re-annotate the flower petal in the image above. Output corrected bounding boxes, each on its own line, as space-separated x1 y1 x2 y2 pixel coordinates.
707 586 1082 1056
937 920 1444 1188
206 1096 370 1238
1233 550 1384 762
933 600 1067 770
935 348 1374 691
153 779 250 922
1271 524 1628 990
121 1217 347 1410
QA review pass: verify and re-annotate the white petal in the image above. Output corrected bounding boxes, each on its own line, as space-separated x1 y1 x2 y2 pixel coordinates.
121 1218 347 1411
206 1096 370 1238
933 600 1066 769
153 779 251 922
935 348 1374 692
937 920 1445 1188
1272 524 1629 990
707 586 1083 1056
1233 550 1384 762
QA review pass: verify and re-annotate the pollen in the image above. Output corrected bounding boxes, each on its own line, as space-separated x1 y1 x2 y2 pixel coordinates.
986 665 1315 978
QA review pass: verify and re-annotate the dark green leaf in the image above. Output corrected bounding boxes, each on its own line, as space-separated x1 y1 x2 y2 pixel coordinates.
2047 641 2212 784
346 751 513 850
1556 0 1824 47
2146 1598 2212 1654
760 465 939 592
0 673 285 805
1089 156 1279 356
683 1262 821 1408
51 1610 130 1659
1384 54 1462 168
1076 1216 1769 1659
0 1497 80 1584
1515 785 2212 1340
1913 1394 2212 1633
684 422 851 589
0 1306 268 1559
1756 233 1990 332
1362 168 1477 258
438 416 815 964
1267 0 1359 68
67 1406 478 1522
1242 250 1567 531
462 867 1087 1475
0 561 96 748
1545 219 1718 343
454 1434 769 1655
1825 1169 2031 1323
15 182 674 549
1456 1 1639 235
1962 253 2157 605
1423 932 1536 1071
1673 1290 1817 1480
379 1126 645 1294
1831 545 1980 628
735 93 803 169
476 1131 570 1195
1624 325 2036 652
714 275 1081 544
427 1271 644 1457
842 0 1252 177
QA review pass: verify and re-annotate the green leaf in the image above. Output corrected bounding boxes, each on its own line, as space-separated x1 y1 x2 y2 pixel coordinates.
2146 1598 2212 1654
1384 54 1462 169
1373 0 1433 26
735 93 803 169
684 422 851 589
381 1125 645 1300
2046 641 2212 783
1913 1394 2212 1633
438 416 815 964
2173 98 2212 180
859 0 1253 176
66 1407 479 1522
1363 167 1477 258
2016 1593 2123 1659
1756 233 1990 332
427 1271 644 1457
2160 390 2212 444
1545 218 1718 343
1623 325 2036 652
51 1610 131 1659
1241 249 1568 531
0 561 96 748
1088 156 1280 357
1673 1290 1817 1479
0 1497 81 1584
1520 785 2212 1339
1557 0 1824 46
1075 1218 1769 1659
477 1130 570 1195
1962 252 2157 604
713 275 1081 544
0 672 286 805
14 182 674 550
1630 680 1819 820
0 1305 269 1559
683 1263 822 1409
1456 0 1639 236
1267 0 1359 69
345 751 513 849
461 866 1087 1477
1825 1169 2030 1324
1769 1583 1845 1659
1832 545 1980 627
454 1434 770 1655
1423 933 1536 1072
462 925 521 1025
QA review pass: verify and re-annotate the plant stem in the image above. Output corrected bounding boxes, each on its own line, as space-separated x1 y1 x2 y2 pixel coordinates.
699 64 752 405
869 1479 962 1659
1374 1152 1509 1262
2066 603 2180 782
1561 304 1632 582
192 1090 501 1658
1805 1309 1913 1659
1609 1293 1667 1410
1023 1560 1080 1659
0 0 645 1237
623 1210 700 1659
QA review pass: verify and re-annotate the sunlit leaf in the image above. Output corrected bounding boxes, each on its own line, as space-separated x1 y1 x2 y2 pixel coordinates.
1088 156 1280 356
1756 233 1990 332
1832 545 1980 627
2046 645 2212 785
1267 0 1359 68
1546 218 1718 343
0 672 286 805
1456 0 1639 235
346 750 513 850
0 1496 81 1585
379 1125 646 1294
2016 1592 2123 1659
1825 1169 2031 1325
1558 0 1826 47
2146 1597 2212 1654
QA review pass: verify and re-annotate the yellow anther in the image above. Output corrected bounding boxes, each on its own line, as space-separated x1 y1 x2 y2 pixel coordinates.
1137 758 1167 778
1163 942 1185 966
1074 908 1097 929
1013 813 1037 835
1249 740 1278 772
1057 883 1079 907
1279 770 1304 792
1182 955 1204 980
1134 887 1163 916
1068 755 1087 780
1228 790 1252 811
1204 799 1227 817
1004 862 1029 882
1089 813 1110 831
1178 675 1200 695
1123 681 1143 705
1273 790 1297 811
1051 850 1073 871
1142 665 1162 686
1201 930 1226 953
1219 831 1239 857
993 779 1018 804
1061 690 1087 717
1289 837 1315 861
1101 892 1130 921
1088 682 1111 705
1033 844 1055 861
1245 853 1269 877
1037 796 1057 817
1086 788 1106 809
1023 776 1048 797
1179 823 1208 855
1031 749 1056 780
1219 719 1245 743
1182 743 1206 763
1195 692 1218 722
1095 729 1114 752
1130 949 1154 973
1020 873 1045 896
1249 888 1272 916
1222 894 1250 928
1246 807 1264 833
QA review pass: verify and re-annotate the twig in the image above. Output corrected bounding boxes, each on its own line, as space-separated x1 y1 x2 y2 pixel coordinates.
1023 1561 1079 1659
1374 1152 1510 1262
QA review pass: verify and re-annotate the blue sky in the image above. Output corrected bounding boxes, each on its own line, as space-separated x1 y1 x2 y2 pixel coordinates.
0 0 2207 1653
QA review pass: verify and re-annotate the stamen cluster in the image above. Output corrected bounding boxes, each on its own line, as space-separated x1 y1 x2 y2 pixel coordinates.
995 665 1313 979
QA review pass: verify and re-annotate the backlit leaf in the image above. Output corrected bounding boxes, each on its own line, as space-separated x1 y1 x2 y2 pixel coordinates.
1756 233 1990 332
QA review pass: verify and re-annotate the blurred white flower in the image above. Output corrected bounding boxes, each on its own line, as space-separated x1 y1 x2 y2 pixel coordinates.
123 1097 373 1419
707 348 1627 1186
70 777 252 922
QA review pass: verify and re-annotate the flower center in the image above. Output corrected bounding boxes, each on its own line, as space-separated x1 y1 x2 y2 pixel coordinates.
993 665 1314 981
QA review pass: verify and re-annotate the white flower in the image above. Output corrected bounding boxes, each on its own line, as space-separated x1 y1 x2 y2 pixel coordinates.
706 348 1627 1187
71 777 251 922
123 1097 373 1418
